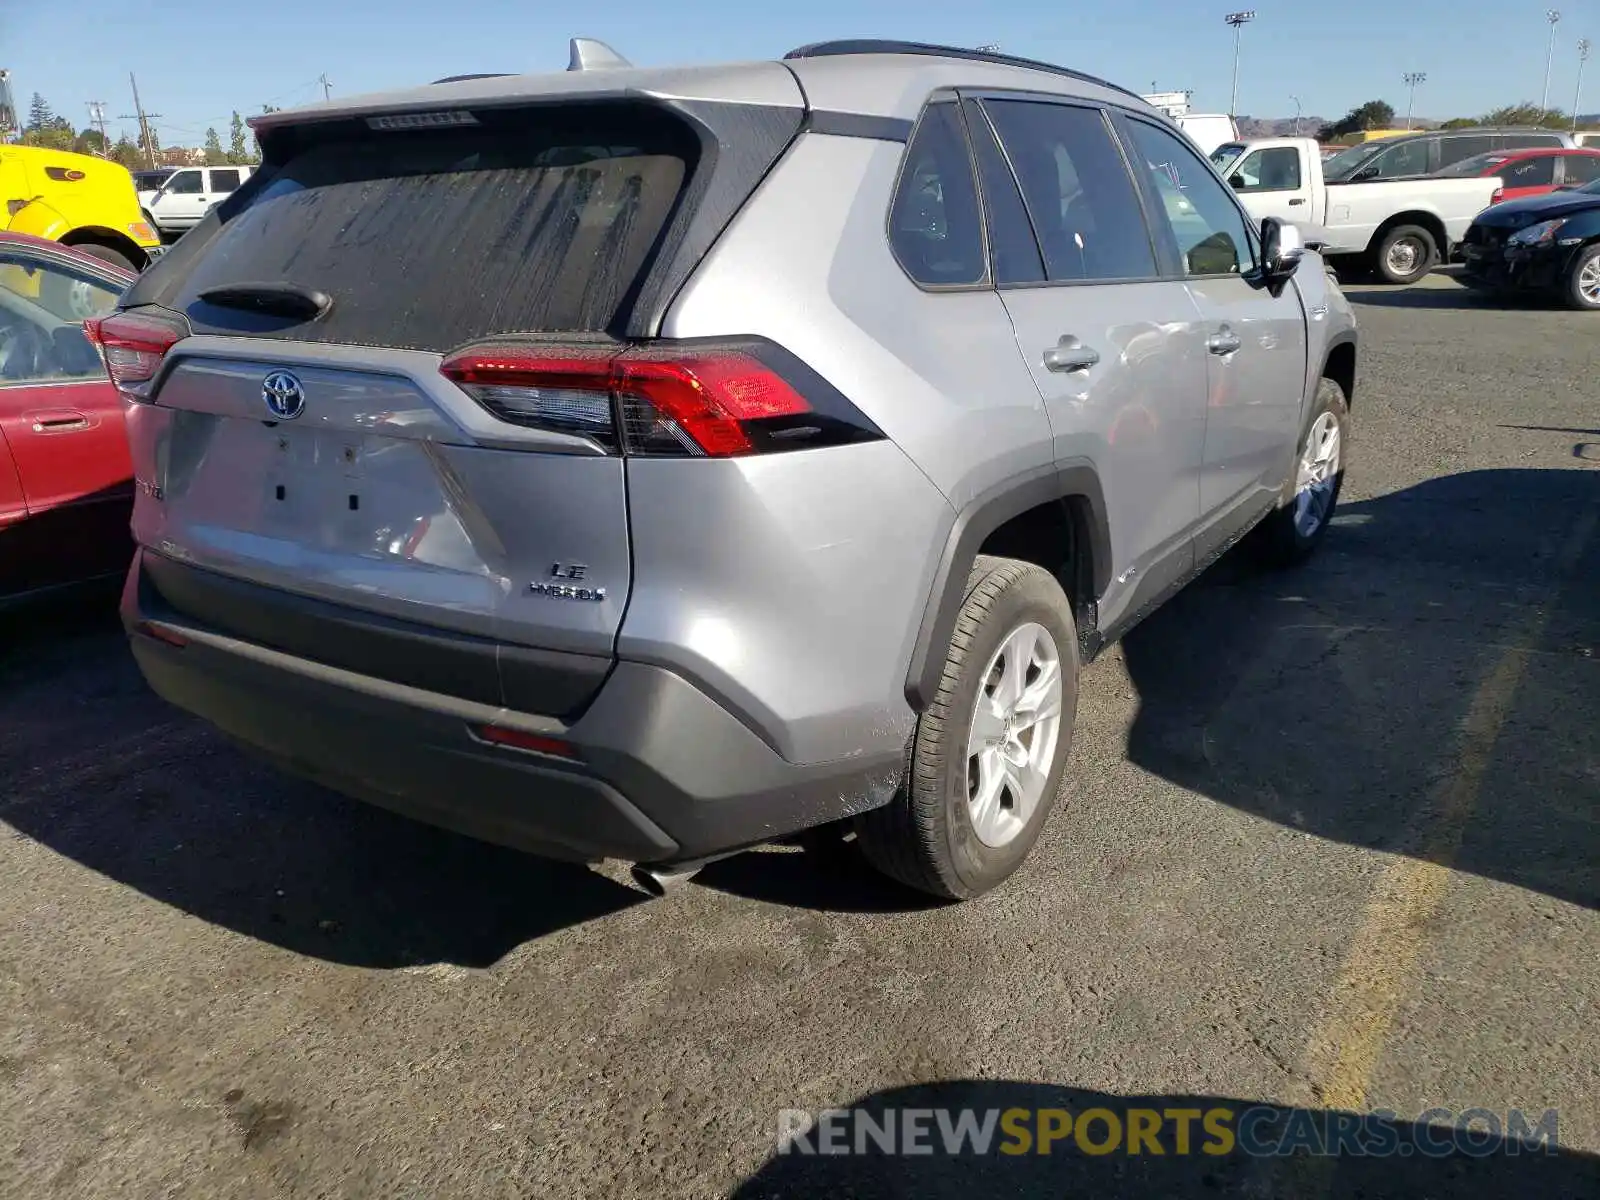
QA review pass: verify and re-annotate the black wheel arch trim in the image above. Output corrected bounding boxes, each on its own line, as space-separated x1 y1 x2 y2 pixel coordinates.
904 462 1112 712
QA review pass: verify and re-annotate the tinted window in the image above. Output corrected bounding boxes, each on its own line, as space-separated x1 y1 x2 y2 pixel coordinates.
1366 138 1431 178
1438 135 1493 166
1228 146 1302 192
1498 133 1564 150
983 99 1156 282
890 103 986 287
164 170 203 194
0 254 121 384
168 105 696 351
1435 152 1509 177
1505 155 1556 186
964 101 1045 285
1123 119 1254 277
1562 153 1600 184
208 168 242 193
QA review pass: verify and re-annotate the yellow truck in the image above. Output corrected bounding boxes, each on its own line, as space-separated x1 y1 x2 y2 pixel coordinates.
0 144 163 271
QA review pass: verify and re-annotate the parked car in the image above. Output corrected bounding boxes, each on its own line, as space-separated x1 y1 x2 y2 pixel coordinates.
145 165 254 237
1211 136 1500 283
1458 177 1600 309
98 38 1356 899
0 233 137 609
0 145 163 270
1432 147 1600 203
1321 128 1576 183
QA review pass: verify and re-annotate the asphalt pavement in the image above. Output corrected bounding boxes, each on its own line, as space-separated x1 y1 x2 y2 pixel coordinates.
1 270 1596 1198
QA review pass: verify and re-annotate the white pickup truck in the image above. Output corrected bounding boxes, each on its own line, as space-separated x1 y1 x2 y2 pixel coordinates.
1208 136 1501 284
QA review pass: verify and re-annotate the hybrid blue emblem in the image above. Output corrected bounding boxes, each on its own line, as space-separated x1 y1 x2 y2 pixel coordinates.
261 370 306 420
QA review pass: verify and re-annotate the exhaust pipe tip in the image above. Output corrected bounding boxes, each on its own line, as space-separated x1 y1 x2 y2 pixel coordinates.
630 862 700 897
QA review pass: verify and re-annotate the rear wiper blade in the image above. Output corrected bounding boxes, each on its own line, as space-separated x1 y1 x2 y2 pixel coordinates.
196 282 332 321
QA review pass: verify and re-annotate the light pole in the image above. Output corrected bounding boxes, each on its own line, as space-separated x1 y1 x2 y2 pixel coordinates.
1403 72 1427 130
1225 11 1256 119
1575 39 1592 130
1290 94 1303 135
1542 10 1562 117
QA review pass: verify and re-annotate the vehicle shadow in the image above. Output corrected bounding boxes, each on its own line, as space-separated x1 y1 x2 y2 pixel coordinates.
0 608 643 969
732 1079 1600 1199
1121 467 1599 912
1344 283 1513 310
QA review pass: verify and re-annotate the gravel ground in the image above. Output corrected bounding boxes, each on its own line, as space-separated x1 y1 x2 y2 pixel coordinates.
1 270 1596 1198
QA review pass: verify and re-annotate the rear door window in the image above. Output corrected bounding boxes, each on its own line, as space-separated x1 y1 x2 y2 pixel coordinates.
166 105 697 351
208 168 243 193
982 99 1157 282
1506 155 1556 186
1561 153 1600 185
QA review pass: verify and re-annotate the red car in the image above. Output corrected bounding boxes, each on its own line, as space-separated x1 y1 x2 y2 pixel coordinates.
0 232 136 609
1435 147 1600 204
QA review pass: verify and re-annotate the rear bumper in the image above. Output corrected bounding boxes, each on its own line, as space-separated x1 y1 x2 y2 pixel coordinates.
123 550 904 864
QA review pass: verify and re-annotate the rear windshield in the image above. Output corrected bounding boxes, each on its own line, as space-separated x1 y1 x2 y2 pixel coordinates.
168 105 696 352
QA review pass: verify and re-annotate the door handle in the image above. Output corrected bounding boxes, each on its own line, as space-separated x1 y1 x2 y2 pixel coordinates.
1289 198 1307 206
29 410 92 432
1043 337 1100 373
1207 329 1243 356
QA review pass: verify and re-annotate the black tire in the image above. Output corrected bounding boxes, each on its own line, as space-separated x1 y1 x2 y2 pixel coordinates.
74 243 138 272
1561 244 1600 311
1373 224 1436 285
856 556 1079 899
1255 377 1351 567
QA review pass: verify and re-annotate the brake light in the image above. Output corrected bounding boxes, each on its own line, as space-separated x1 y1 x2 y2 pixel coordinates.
1491 187 1504 205
439 340 878 458
82 308 188 401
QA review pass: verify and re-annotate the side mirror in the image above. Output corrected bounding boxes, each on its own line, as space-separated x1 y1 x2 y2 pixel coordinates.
1353 165 1379 181
1260 217 1305 286
1229 173 1246 190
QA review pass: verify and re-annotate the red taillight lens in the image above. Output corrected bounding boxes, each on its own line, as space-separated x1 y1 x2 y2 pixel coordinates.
438 340 862 459
83 308 188 401
1491 187 1505 205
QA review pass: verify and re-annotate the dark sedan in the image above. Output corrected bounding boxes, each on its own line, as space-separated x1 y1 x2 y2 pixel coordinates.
1458 178 1600 309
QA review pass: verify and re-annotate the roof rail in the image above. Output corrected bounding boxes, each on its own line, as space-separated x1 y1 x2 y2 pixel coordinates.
432 73 513 84
782 39 1144 103
569 37 632 71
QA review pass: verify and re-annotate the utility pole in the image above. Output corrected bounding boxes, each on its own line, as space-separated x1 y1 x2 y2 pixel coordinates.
1542 10 1562 117
1403 72 1427 130
1225 11 1256 119
86 100 109 155
119 73 161 169
1575 39 1592 130
1290 94 1303 135
319 73 333 101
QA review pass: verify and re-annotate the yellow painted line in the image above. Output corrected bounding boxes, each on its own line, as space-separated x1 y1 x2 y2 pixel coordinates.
1296 502 1597 1114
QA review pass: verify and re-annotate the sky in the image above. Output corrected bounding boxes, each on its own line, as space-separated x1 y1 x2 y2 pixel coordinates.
5 0 1599 146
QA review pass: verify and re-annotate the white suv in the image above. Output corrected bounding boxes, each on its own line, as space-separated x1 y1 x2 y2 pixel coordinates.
144 165 255 236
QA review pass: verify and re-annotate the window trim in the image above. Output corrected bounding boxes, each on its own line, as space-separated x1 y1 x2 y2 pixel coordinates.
1112 110 1267 284
961 98 1047 286
959 88 1168 291
884 95 993 293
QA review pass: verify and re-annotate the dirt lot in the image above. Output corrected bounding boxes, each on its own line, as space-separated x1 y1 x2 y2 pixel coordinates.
2 271 1596 1198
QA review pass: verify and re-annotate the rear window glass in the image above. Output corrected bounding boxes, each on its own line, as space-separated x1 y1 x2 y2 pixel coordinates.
171 106 696 351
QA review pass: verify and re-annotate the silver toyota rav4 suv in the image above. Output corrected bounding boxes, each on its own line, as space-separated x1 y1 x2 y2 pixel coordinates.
95 39 1356 899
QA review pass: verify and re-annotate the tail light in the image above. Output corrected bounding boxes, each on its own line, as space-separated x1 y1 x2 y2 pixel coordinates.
439 339 882 458
82 308 189 401
1491 187 1504 205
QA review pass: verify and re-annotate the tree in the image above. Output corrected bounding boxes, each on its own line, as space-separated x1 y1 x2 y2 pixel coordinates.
111 134 142 169
1439 117 1477 129
26 92 53 133
1319 99 1397 139
227 111 249 164
1481 103 1570 130
74 128 108 157
203 126 225 163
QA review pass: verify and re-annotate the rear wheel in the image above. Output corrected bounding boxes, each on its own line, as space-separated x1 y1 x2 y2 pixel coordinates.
1373 224 1436 285
856 556 1079 899
1255 377 1350 566
1562 244 1600 310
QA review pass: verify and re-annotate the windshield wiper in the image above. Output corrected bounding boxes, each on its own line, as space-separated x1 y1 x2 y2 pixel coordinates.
196 282 332 321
